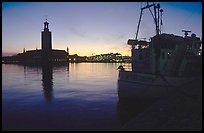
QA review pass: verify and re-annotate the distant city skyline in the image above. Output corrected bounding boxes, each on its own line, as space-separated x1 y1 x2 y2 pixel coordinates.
2 2 202 56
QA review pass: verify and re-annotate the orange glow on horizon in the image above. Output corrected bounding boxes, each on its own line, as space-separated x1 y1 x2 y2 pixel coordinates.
3 46 131 57
53 42 131 56
3 38 131 57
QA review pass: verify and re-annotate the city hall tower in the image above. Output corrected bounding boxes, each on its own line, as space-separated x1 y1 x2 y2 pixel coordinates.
42 19 52 51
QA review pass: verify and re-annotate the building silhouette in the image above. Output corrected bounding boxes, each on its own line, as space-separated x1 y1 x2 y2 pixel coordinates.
2 20 131 63
2 19 69 64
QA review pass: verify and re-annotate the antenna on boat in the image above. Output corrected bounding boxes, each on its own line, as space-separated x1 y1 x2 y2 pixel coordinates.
182 30 191 37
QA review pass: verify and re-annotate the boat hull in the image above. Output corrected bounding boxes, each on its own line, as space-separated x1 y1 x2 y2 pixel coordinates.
118 71 200 101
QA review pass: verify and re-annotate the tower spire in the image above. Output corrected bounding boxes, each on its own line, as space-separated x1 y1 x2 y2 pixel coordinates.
44 18 49 30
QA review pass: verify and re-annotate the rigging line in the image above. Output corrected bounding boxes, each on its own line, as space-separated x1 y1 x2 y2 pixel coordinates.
135 2 143 40
148 7 155 24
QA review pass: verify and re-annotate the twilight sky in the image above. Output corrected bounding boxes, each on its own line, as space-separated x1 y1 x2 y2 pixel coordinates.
2 2 202 56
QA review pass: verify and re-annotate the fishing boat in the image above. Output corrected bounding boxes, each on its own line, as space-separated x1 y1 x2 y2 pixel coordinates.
118 3 202 101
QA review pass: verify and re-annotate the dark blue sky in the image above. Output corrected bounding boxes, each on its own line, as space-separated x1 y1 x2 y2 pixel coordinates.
2 2 202 56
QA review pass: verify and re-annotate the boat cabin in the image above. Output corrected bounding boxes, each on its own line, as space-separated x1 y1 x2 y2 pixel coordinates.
129 33 202 76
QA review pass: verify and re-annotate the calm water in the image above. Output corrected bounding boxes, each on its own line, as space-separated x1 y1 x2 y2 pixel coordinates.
2 63 138 131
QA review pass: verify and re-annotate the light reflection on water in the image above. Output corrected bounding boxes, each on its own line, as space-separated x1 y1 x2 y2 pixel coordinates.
2 63 134 131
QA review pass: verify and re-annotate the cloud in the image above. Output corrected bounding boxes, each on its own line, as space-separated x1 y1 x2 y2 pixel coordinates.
102 33 127 45
68 27 87 38
113 34 126 41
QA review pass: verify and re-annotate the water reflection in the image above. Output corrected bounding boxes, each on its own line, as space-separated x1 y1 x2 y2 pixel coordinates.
42 62 53 102
22 62 70 102
3 63 123 130
66 63 70 78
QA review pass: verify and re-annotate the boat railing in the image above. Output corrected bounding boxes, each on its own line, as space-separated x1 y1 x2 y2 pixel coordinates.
121 64 132 71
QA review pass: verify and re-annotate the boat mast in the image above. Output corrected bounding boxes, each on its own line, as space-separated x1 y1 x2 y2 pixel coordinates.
154 3 160 35
135 2 163 40
135 8 143 40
